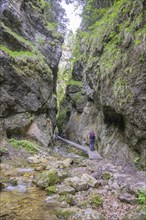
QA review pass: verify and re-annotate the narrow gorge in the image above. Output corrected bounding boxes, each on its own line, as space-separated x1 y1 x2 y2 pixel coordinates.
0 0 146 220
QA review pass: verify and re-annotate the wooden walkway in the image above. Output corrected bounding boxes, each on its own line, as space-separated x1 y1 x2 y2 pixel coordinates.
57 136 102 160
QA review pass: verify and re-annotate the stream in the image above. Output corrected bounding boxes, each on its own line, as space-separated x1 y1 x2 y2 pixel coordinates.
0 158 59 220
0 144 82 220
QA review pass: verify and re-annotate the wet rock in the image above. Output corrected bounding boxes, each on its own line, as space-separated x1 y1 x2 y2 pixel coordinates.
71 208 105 220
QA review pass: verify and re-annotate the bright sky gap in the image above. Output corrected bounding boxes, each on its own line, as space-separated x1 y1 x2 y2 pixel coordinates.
61 0 82 33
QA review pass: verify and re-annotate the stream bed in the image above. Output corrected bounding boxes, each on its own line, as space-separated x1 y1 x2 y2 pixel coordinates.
0 161 59 220
1 143 145 220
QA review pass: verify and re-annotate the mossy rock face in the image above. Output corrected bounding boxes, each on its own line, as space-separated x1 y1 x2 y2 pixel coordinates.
0 0 64 145
59 0 146 168
56 105 71 134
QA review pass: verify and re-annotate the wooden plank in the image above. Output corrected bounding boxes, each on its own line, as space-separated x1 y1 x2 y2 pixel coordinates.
57 135 102 160
57 136 88 153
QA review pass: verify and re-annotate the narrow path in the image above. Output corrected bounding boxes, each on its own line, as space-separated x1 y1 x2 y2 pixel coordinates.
57 136 102 160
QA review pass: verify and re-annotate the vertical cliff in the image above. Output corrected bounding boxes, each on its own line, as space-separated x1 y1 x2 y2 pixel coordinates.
0 0 64 147
57 0 146 168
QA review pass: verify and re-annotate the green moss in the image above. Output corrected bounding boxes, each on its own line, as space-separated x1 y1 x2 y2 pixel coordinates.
57 108 69 133
134 156 140 164
28 0 50 12
36 170 61 188
0 44 52 76
113 77 133 107
45 171 60 186
134 25 146 47
55 210 73 220
27 0 62 35
88 0 127 34
35 35 46 46
136 189 146 205
71 92 81 102
0 24 51 75
65 195 74 205
0 45 35 58
58 194 74 205
72 0 145 79
46 22 57 31
0 146 8 155
99 35 122 78
88 193 103 208
0 22 34 50
46 185 58 195
67 80 82 87
9 139 38 152
102 172 111 180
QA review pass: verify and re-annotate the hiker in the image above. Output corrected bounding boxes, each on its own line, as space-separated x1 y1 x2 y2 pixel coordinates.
87 130 96 151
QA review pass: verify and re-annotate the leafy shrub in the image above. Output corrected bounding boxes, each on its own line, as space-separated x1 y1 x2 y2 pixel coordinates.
137 189 146 204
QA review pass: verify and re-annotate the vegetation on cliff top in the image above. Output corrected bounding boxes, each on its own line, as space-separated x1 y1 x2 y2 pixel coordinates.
70 0 146 105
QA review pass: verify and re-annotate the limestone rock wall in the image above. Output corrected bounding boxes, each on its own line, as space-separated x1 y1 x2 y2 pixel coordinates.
58 0 146 168
0 0 63 147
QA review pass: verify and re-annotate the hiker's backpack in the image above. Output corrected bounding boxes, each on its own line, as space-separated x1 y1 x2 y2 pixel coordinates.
89 132 95 140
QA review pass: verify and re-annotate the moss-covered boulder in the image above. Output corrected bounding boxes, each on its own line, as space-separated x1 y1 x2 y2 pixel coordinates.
35 169 61 189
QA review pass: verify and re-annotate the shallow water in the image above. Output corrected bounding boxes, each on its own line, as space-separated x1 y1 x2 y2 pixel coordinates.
17 168 34 173
0 186 59 220
3 184 27 193
0 165 59 220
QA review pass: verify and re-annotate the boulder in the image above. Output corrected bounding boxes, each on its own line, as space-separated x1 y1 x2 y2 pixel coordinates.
81 173 99 188
64 176 89 191
35 169 61 189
